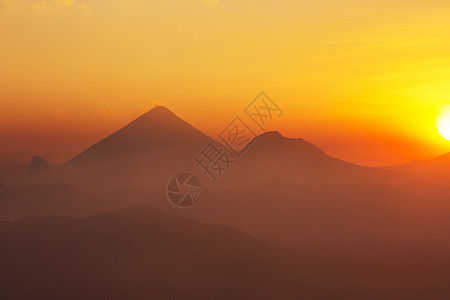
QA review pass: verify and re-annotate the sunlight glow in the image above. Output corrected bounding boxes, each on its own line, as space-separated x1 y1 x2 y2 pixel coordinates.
437 106 450 140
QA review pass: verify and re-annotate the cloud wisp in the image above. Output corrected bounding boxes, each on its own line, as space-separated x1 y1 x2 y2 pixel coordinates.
0 0 90 13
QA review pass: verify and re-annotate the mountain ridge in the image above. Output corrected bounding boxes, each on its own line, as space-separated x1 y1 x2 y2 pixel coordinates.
38 106 404 189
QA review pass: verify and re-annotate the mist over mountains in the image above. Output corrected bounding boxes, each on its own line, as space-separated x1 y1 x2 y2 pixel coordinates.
1 106 450 298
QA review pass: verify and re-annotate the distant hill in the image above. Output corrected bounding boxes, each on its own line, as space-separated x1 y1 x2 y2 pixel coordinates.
26 155 51 177
222 131 396 187
1 107 450 298
393 152 450 171
387 152 450 193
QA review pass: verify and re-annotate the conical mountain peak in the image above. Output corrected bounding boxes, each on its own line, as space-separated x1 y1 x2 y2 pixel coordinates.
65 106 210 167
122 106 192 130
139 105 179 120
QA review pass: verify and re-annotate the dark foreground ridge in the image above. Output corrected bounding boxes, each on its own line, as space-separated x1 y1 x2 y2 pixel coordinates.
0 206 312 299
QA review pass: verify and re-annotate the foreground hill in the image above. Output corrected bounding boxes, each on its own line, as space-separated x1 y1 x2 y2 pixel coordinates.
1 206 449 299
0 206 310 299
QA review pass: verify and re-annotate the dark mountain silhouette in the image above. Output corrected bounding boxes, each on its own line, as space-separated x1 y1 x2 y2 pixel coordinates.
3 107 447 234
222 131 397 187
1 106 450 298
65 106 210 167
40 106 399 191
3 107 448 236
27 155 51 177
55 106 212 190
1 205 449 299
0 206 311 299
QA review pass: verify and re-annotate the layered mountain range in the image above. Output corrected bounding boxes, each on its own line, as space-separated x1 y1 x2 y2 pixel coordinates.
2 106 450 298
20 106 428 190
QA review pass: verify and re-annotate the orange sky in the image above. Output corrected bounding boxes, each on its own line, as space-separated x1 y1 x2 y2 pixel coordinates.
1 0 450 166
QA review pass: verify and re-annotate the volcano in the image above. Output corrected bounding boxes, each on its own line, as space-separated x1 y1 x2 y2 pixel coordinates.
59 106 212 189
66 106 210 167
54 106 397 190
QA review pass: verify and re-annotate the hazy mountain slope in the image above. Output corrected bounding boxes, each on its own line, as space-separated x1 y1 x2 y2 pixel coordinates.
168 178 446 248
386 152 450 194
389 152 450 175
3 175 447 252
0 183 166 221
0 183 90 221
0 161 26 186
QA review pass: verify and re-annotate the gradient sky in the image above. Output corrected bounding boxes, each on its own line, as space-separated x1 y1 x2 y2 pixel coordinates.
1 0 450 166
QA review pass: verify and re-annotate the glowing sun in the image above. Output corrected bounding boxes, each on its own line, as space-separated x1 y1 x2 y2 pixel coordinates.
437 106 450 140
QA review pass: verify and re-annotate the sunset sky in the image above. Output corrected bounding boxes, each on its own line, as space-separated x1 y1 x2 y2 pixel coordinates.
1 0 450 166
